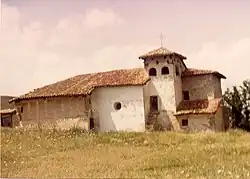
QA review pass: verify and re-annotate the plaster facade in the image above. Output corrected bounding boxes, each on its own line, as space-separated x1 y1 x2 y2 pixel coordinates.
143 56 186 130
141 53 225 131
91 86 145 132
176 107 224 132
177 114 213 132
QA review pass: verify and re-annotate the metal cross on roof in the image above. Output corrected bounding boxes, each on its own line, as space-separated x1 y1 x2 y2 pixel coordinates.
160 33 165 47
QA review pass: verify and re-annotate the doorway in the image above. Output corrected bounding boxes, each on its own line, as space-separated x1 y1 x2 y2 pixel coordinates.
89 117 95 130
150 96 158 112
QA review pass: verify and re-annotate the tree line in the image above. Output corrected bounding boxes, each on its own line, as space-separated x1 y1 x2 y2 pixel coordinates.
223 79 250 131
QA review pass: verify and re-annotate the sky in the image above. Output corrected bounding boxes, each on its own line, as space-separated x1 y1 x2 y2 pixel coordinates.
0 0 250 96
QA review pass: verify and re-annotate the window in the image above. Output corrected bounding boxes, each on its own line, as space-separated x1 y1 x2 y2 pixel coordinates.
161 67 169 75
164 56 167 59
183 91 189 100
182 119 188 127
149 68 157 76
156 61 159 65
175 66 180 76
20 107 23 113
150 96 158 112
114 102 122 110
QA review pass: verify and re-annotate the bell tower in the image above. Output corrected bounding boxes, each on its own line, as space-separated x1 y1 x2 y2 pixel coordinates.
139 46 187 128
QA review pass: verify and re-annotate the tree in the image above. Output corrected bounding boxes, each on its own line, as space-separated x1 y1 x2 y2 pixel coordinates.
241 80 250 129
223 79 250 131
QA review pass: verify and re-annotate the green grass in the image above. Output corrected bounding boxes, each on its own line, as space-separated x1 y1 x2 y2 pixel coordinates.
1 128 250 178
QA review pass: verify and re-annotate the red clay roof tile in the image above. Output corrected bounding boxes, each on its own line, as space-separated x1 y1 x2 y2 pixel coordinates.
10 68 150 102
182 68 226 79
175 98 222 116
139 47 186 60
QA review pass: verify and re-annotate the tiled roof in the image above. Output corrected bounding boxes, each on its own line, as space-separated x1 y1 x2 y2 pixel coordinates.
0 108 16 114
10 68 150 102
175 98 222 116
138 47 187 60
182 68 226 79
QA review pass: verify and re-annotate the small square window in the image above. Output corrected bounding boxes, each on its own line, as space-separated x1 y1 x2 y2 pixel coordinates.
182 119 188 126
183 91 189 100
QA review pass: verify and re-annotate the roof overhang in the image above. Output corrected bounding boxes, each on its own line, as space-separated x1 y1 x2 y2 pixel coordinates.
10 78 151 103
181 69 226 79
139 52 187 60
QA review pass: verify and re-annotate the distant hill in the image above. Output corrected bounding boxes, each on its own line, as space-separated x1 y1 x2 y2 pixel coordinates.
0 96 16 110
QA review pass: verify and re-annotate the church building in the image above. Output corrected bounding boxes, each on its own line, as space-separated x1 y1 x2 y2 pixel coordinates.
10 47 227 132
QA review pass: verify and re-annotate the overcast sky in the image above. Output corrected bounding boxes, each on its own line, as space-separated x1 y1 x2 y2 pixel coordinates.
0 0 250 96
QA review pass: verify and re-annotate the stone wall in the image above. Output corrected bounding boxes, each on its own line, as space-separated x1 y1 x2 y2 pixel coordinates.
14 96 90 130
213 76 223 98
182 74 222 100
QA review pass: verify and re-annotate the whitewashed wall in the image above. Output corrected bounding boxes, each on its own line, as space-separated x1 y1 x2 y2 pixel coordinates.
91 86 145 132
177 114 214 132
144 78 176 112
177 109 225 132
142 56 184 130
143 56 184 114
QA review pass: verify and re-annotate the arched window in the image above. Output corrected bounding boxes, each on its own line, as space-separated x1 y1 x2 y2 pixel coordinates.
161 67 169 75
149 68 157 76
175 65 180 76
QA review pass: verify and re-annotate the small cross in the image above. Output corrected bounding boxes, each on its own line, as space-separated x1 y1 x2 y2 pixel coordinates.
160 33 165 47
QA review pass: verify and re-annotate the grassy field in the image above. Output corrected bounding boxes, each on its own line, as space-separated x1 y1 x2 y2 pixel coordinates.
1 128 250 178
